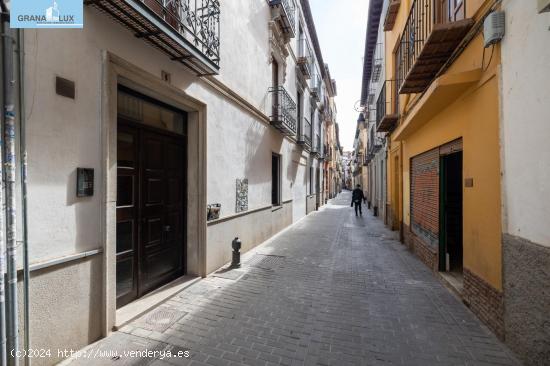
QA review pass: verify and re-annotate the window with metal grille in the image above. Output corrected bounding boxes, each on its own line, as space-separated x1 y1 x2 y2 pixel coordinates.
272 154 282 205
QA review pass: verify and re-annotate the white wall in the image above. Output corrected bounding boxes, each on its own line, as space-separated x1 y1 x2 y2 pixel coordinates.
501 1 550 246
24 1 326 265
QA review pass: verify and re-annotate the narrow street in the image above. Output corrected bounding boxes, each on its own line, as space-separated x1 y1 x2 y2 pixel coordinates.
68 192 520 366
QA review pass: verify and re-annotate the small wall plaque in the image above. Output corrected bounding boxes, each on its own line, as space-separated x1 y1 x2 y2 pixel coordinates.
465 178 474 188
76 168 94 197
56 76 75 99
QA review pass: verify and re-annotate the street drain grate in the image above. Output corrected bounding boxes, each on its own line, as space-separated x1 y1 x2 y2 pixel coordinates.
246 254 285 270
136 308 187 332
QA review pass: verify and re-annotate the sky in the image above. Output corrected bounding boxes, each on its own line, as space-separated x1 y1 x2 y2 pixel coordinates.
309 0 369 152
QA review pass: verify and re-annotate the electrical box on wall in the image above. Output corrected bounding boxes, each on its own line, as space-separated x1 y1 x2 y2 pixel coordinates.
539 0 550 13
483 11 505 48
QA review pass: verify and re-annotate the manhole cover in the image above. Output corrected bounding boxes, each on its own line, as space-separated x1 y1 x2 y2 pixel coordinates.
246 254 285 270
136 308 187 332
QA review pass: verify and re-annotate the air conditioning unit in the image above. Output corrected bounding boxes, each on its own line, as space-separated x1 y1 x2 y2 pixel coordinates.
539 0 550 13
483 11 505 48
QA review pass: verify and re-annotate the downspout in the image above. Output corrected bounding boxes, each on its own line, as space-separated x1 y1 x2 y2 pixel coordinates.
1 1 19 364
0 4 8 365
17 28 30 366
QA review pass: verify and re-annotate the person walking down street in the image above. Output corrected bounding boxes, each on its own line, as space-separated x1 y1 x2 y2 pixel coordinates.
351 184 366 217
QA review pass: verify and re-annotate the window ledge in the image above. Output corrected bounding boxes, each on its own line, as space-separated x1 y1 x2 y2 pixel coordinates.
272 205 283 212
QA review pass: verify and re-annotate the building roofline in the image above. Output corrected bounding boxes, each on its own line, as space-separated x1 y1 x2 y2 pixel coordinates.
360 0 384 106
300 0 327 79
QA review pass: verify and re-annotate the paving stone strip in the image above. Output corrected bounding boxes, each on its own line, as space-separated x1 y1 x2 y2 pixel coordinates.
66 192 521 366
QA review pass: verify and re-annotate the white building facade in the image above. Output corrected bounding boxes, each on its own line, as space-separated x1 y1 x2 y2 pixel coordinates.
361 0 389 221
6 0 337 363
499 2 550 364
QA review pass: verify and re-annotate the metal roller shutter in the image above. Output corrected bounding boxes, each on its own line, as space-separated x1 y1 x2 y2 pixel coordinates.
410 148 440 249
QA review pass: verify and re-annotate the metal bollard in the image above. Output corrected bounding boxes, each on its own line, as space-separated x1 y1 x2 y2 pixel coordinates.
231 237 241 268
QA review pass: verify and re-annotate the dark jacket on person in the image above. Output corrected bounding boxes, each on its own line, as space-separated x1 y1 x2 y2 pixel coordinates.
351 188 366 205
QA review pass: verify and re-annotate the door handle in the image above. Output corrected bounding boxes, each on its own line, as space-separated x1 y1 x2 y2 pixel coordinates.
163 225 171 232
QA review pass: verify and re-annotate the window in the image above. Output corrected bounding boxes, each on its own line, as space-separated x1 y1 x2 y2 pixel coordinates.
297 90 303 137
310 105 315 139
272 153 281 205
309 166 314 195
272 58 279 87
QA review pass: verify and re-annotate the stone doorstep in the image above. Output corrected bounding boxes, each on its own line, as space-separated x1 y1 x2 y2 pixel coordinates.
114 275 201 331
437 271 465 301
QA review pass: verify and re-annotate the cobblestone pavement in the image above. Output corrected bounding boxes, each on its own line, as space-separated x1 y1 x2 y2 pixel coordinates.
68 192 521 366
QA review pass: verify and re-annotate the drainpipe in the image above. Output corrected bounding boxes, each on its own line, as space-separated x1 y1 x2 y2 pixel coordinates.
17 28 30 366
0 3 8 365
1 1 19 364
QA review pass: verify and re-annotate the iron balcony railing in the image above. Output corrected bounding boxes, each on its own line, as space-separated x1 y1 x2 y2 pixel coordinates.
269 86 297 136
367 86 376 106
376 79 399 132
269 0 296 37
396 0 473 93
370 108 377 123
368 127 383 156
297 37 313 78
299 117 312 148
372 43 383 82
310 73 322 100
397 0 435 91
323 144 330 160
86 0 220 75
312 133 321 155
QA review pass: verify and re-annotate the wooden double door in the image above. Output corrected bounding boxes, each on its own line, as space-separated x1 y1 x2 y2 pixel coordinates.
116 121 186 308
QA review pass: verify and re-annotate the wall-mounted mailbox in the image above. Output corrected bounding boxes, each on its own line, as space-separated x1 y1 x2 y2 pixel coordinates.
207 204 221 221
76 168 94 197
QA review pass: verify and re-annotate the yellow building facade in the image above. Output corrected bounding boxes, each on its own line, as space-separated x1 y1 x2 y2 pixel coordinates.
384 0 505 337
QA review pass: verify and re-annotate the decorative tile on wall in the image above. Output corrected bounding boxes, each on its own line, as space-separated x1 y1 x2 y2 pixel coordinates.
236 178 249 213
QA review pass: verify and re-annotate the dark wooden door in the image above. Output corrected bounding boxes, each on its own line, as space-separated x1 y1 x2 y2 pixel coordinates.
140 130 185 294
116 125 140 307
441 151 463 271
116 122 186 308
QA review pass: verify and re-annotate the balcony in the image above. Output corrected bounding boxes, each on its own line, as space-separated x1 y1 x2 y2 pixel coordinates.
269 0 296 38
86 0 220 75
372 43 383 82
383 0 401 31
310 74 322 100
368 127 383 157
269 86 297 136
312 134 321 157
323 144 331 161
298 117 312 149
297 38 313 79
396 0 474 94
366 86 377 106
376 80 399 132
324 107 334 123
